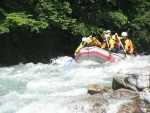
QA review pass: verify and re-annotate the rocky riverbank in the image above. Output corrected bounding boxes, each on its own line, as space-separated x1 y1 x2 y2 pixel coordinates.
68 66 150 113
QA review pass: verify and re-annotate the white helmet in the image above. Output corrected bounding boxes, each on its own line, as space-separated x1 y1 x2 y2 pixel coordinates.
86 37 91 41
106 30 111 34
82 37 91 42
121 32 127 37
82 37 87 42
104 34 110 38
89 35 92 39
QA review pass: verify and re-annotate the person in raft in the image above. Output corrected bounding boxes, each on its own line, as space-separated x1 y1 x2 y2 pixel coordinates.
100 30 119 52
100 30 118 42
116 32 134 54
74 36 102 56
101 32 120 53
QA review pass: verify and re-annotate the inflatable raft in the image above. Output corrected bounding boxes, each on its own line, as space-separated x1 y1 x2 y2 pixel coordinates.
75 46 128 63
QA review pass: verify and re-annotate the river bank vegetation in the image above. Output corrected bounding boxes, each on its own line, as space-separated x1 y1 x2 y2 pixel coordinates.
0 0 149 65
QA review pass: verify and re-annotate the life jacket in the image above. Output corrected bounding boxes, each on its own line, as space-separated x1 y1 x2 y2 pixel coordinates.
109 35 118 50
128 40 134 53
118 38 134 53
101 35 117 50
87 37 102 47
116 41 121 49
74 37 102 55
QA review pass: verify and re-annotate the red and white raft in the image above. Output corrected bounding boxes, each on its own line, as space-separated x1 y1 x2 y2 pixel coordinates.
75 46 127 63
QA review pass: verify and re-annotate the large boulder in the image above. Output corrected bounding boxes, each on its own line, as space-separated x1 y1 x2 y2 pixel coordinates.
111 88 141 113
112 66 150 112
112 66 150 92
68 89 142 113
140 90 150 112
73 67 150 113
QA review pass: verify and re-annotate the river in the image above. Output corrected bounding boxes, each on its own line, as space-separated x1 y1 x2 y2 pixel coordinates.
0 55 150 113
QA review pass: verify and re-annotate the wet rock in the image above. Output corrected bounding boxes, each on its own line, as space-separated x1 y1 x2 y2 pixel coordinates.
140 91 150 112
111 88 139 99
87 84 113 95
112 73 130 90
68 97 109 113
112 66 150 92
116 100 141 113
112 67 150 112
77 67 150 113
111 89 141 113
68 88 149 113
146 104 150 112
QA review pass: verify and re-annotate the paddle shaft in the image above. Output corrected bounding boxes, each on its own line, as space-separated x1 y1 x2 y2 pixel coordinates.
105 37 109 48
116 35 127 55
105 37 115 62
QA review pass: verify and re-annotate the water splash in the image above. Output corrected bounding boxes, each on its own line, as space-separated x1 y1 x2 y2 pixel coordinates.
0 55 150 113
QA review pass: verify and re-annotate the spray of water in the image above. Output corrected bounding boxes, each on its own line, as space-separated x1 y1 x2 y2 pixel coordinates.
0 55 150 113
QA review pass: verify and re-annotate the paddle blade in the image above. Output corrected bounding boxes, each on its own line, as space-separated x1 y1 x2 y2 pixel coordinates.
63 58 74 68
109 56 115 62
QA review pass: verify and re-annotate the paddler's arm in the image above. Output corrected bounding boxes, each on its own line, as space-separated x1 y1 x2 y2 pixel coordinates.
109 39 115 50
101 31 105 40
115 33 122 41
74 43 83 56
101 42 106 49
94 38 102 47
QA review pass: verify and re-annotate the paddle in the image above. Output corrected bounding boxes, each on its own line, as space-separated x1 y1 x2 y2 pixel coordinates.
105 37 115 62
63 58 74 68
63 41 87 68
116 35 131 60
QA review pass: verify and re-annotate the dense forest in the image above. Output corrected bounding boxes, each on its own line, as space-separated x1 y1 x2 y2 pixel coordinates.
0 0 150 65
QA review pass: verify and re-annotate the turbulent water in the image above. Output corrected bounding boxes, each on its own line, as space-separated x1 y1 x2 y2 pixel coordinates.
0 55 150 113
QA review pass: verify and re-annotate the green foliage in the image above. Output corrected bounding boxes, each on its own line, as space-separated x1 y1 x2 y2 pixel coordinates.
108 12 128 28
0 8 9 34
0 23 9 34
0 8 6 16
35 0 76 30
130 9 150 44
6 12 48 32
0 0 149 53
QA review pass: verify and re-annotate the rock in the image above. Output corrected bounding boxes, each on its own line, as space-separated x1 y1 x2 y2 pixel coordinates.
87 84 113 95
137 75 150 90
140 91 150 112
111 88 139 99
112 67 150 112
112 73 130 90
111 89 141 113
116 100 142 113
68 97 109 113
112 66 150 92
76 67 150 113
68 90 142 113
146 104 150 112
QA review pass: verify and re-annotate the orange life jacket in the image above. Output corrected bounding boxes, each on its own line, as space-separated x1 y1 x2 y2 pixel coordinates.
116 38 134 53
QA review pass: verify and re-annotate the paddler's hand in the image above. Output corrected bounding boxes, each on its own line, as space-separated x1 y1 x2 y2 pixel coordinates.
129 51 132 54
124 49 127 53
115 33 118 36
108 48 112 51
74 53 77 56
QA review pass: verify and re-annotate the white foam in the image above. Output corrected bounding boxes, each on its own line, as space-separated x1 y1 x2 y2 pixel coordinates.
0 55 149 113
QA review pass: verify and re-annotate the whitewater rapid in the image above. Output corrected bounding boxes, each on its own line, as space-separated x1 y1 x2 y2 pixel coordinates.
0 55 150 113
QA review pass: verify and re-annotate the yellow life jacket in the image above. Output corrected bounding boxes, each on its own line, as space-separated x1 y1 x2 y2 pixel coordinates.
118 38 134 53
124 39 134 53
